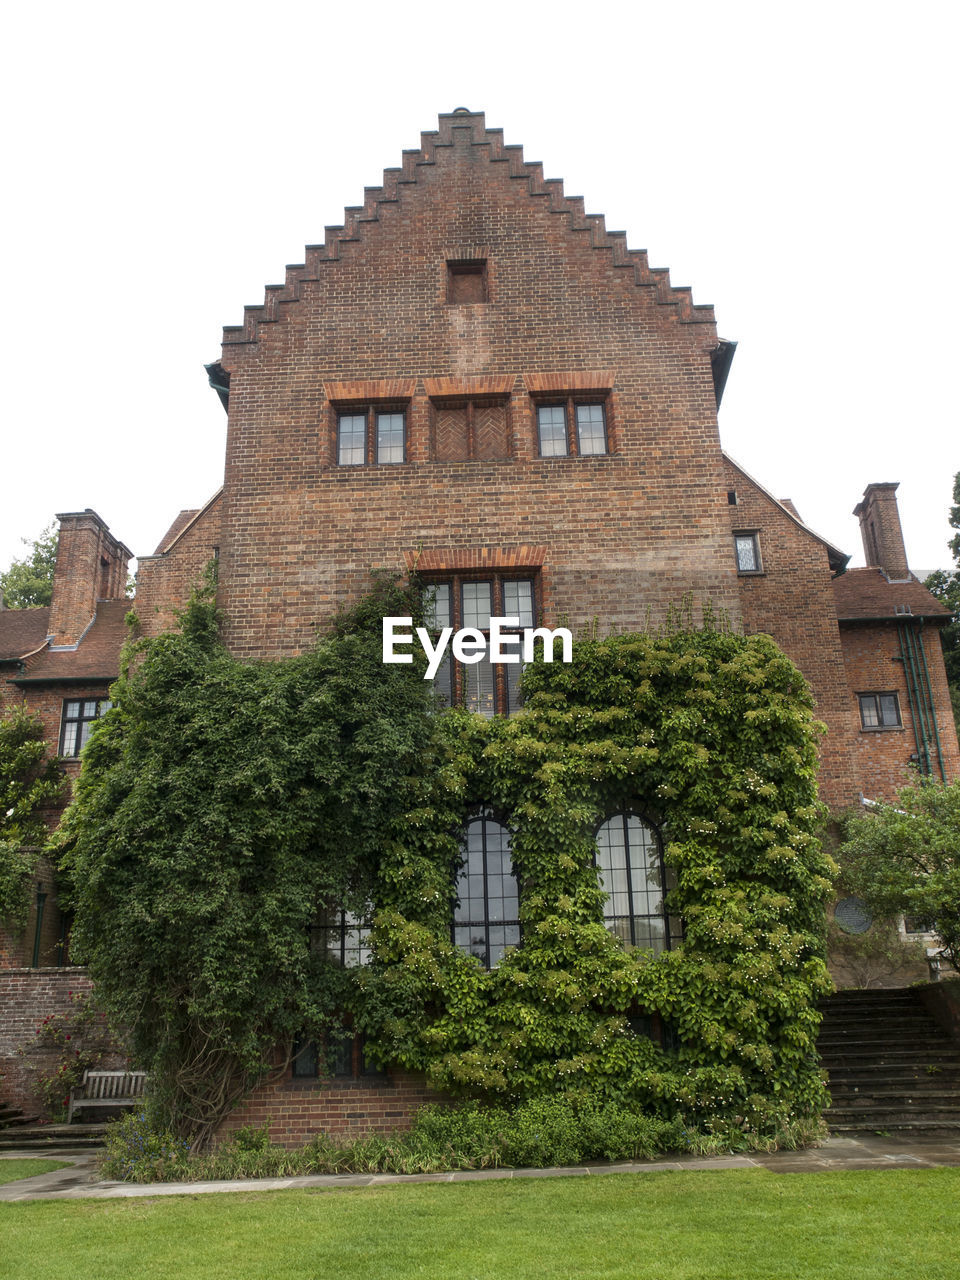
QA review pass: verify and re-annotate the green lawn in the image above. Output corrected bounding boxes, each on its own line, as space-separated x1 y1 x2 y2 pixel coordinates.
0 1159 70 1186
1 1168 958 1280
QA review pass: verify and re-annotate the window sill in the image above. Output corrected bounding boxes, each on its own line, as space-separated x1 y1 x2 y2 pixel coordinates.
858 725 905 733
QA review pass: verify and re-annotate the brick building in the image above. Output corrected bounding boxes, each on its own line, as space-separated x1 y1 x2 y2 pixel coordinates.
2 109 957 1133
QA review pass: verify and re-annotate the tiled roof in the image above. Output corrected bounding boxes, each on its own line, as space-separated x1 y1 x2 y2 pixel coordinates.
833 568 952 621
154 509 200 554
0 607 51 661
14 600 130 683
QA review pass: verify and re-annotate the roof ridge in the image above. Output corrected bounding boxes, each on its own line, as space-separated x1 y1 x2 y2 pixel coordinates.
221 110 715 349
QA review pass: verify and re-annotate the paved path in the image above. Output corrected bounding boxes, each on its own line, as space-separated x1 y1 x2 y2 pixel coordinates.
2 1132 960 1202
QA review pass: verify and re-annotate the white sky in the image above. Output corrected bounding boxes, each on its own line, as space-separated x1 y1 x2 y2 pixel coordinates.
1 1 957 579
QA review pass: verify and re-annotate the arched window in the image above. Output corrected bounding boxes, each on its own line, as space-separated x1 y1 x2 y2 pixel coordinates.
595 814 681 954
453 814 520 967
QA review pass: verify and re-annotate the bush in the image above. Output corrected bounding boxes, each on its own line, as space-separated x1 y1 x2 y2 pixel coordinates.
99 1096 824 1183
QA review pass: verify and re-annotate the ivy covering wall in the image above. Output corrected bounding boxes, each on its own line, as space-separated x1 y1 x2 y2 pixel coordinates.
56 580 835 1145
360 618 836 1131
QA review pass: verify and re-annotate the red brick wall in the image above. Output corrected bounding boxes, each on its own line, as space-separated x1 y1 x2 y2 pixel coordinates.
723 460 859 808
213 112 742 660
0 967 127 1118
839 621 960 800
136 494 223 639
217 1068 445 1149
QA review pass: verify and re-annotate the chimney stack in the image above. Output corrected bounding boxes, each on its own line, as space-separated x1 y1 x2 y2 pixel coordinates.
853 483 910 580
48 510 132 646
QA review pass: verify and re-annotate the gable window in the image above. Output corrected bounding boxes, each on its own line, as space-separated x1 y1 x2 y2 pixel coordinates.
424 575 534 716
734 531 762 573
595 814 681 954
337 407 406 466
446 259 487 304
453 814 520 967
535 400 608 458
60 698 112 757
858 692 902 730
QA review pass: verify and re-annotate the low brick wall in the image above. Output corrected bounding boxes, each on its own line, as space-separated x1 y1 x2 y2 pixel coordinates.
0 966 125 1118
217 1069 445 1149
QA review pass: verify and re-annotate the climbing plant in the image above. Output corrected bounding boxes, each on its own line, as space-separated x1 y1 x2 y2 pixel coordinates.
358 620 836 1131
56 576 835 1146
0 707 64 924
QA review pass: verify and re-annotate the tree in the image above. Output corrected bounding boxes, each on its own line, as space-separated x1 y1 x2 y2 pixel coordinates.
0 525 58 609
838 779 960 974
0 708 65 923
924 471 960 731
55 572 436 1148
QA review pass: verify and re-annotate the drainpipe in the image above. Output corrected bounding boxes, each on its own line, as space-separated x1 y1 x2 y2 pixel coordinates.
917 623 948 783
31 882 47 969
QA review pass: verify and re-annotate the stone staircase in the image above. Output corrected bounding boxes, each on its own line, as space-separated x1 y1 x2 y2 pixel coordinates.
818 987 960 1132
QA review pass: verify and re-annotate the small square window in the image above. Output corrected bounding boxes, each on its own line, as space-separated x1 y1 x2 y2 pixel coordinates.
734 533 761 573
858 693 902 730
447 260 487 304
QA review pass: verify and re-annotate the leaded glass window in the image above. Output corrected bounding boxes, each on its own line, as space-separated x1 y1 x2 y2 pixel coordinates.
59 698 112 757
595 814 681 954
453 815 520 967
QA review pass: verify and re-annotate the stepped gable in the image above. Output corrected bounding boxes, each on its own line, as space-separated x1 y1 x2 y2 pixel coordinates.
0 607 50 662
833 568 952 621
220 108 717 350
12 600 129 684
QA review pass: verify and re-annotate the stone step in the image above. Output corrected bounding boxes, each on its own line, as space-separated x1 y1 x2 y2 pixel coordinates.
0 1123 107 1151
827 1107 960 1126
829 1089 960 1105
818 1036 953 1052
818 1015 943 1032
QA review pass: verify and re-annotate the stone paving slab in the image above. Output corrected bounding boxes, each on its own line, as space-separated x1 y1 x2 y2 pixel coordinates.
3 1132 960 1203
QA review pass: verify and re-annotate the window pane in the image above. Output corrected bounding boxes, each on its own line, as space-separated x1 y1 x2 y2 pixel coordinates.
292 1038 319 1078
462 581 492 630
61 721 78 757
576 403 607 455
338 414 366 465
503 580 534 627
879 694 900 726
425 582 451 629
65 701 81 717
537 405 568 457
505 661 523 714
859 695 879 728
433 652 453 707
735 535 758 571
83 700 100 717
463 654 495 718
376 412 405 463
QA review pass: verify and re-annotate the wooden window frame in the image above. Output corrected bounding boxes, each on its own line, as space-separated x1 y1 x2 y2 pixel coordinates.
424 572 536 716
733 530 763 574
857 692 903 731
534 397 609 458
59 697 112 757
336 404 407 466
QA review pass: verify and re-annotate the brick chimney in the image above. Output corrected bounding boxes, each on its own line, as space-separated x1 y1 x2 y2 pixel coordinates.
853 483 910 580
48 510 132 646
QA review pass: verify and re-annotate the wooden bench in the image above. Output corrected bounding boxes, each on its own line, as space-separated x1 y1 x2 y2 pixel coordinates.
66 1070 149 1124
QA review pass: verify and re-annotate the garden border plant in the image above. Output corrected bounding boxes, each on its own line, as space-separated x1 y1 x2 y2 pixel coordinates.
56 574 836 1157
